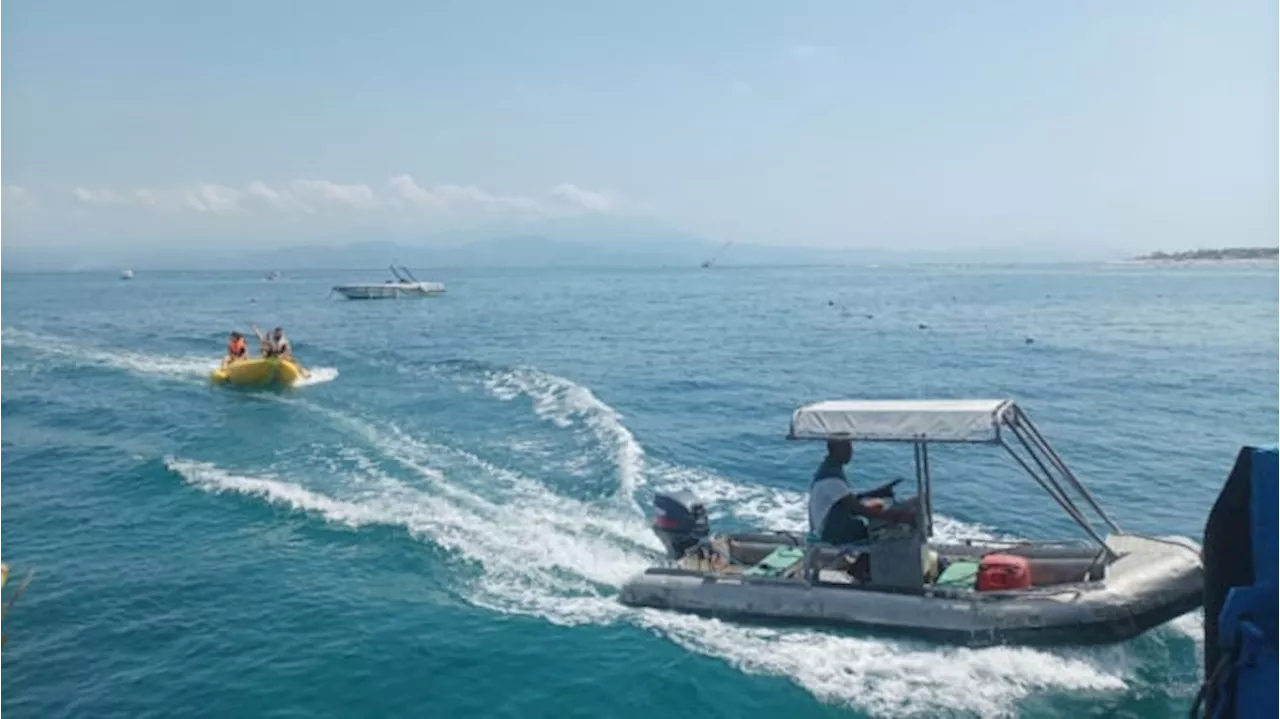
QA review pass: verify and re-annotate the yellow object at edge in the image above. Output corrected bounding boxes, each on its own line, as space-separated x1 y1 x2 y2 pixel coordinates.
210 357 304 387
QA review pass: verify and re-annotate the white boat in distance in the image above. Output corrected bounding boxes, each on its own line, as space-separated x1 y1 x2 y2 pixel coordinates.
120 269 134 280
333 265 446 300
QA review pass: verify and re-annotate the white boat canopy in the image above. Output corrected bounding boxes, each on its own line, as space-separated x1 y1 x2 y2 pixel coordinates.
788 399 1016 443
788 397 1123 553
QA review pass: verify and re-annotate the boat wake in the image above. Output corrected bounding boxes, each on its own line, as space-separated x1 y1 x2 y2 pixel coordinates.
295 367 340 387
1 328 339 388
2 329 217 379
164 363 1166 718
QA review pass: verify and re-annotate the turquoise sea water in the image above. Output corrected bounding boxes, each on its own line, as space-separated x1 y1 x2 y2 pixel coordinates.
2 264 1276 718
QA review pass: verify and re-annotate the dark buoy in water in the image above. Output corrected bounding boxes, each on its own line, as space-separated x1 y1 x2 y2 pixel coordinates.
918 322 928 330
865 313 874 319
828 300 835 307
1025 337 1034 345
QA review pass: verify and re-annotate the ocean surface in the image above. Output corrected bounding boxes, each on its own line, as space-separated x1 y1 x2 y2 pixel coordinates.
2 264 1276 718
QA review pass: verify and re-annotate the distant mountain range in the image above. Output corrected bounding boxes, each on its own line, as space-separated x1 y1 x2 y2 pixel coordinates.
2 215 1126 271
240 215 900 269
244 235 908 270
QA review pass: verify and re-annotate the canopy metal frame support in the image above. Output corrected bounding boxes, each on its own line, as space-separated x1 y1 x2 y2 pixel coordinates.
1009 405 1122 533
912 442 935 539
996 408 1120 559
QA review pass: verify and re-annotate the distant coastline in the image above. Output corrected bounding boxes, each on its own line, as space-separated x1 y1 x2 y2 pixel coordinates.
1129 247 1278 263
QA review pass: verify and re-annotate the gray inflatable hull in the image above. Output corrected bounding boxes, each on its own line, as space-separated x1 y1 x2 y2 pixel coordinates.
618 534 1203 646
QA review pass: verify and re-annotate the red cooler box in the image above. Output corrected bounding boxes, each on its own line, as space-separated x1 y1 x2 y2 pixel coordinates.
976 554 1032 591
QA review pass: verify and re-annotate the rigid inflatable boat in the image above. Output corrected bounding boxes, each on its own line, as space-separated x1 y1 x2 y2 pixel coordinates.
210 357 304 388
619 399 1204 647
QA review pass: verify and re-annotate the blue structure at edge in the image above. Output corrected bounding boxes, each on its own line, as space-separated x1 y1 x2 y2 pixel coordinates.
1198 444 1278 718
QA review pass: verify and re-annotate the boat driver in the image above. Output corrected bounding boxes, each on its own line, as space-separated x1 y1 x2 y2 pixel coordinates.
808 439 920 544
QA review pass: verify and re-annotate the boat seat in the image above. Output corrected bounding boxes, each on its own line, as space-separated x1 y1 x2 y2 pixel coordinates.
803 533 939 586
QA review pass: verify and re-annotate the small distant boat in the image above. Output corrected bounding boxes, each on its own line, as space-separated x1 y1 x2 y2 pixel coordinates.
210 357 305 388
700 241 734 269
265 271 281 281
120 269 134 280
333 265 445 300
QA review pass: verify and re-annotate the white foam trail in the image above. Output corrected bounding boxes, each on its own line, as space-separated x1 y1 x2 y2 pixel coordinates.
1168 611 1205 644
171 457 387 526
3 329 340 388
169 375 1139 719
299 405 659 551
2 329 216 379
638 611 1127 718
295 367 339 387
168 452 1130 718
481 367 645 501
647 463 810 528
166 456 652 607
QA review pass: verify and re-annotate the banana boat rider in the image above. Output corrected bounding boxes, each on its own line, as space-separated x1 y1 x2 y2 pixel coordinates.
250 325 309 377
221 332 249 369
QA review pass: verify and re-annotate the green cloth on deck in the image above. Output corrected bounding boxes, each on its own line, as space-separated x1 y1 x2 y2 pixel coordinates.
744 546 807 577
934 560 980 588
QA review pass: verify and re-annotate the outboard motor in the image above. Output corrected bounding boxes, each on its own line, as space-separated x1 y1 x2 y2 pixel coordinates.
652 491 709 559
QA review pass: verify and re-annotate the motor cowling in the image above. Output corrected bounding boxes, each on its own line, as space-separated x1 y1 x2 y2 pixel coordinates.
652 491 709 559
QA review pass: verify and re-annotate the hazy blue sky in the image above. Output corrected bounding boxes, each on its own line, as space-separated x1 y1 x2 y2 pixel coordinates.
2 0 1276 258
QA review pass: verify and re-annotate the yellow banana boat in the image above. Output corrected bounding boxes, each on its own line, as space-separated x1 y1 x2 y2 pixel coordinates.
210 357 305 388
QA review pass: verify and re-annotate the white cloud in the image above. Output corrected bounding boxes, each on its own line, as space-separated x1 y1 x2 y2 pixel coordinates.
245 181 283 205
72 185 243 214
436 184 498 205
551 183 615 212
184 184 243 213
73 187 131 206
386 176 552 215
288 179 380 210
2 185 34 207
132 189 165 207
387 174 445 208
244 181 313 213
63 176 620 219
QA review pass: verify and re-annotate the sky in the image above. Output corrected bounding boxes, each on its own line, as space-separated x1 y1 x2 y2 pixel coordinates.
2 0 1277 263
